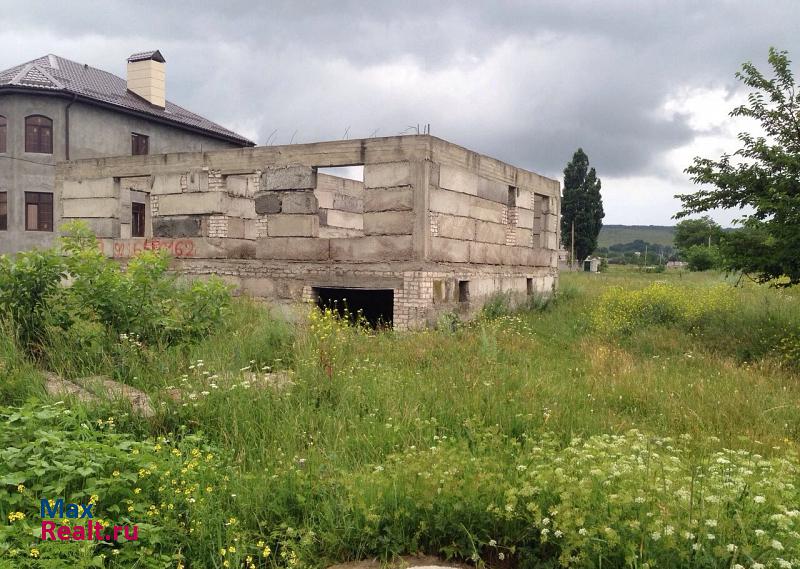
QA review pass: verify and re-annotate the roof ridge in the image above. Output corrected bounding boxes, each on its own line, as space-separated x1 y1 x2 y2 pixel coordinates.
0 53 254 146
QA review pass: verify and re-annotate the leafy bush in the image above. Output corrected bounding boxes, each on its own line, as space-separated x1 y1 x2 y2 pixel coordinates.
685 245 721 271
591 282 735 335
0 222 231 364
0 403 268 569
0 249 65 352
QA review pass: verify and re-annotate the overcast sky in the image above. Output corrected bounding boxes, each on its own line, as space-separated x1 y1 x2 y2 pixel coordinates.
2 1 798 225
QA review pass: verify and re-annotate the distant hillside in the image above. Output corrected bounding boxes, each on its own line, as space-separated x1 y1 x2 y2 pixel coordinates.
597 225 676 248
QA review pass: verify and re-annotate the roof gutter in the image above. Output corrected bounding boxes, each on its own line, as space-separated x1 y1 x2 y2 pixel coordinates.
64 93 77 160
0 86 255 147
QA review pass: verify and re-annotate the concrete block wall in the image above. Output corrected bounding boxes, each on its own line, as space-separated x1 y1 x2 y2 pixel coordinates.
315 173 364 238
58 135 561 329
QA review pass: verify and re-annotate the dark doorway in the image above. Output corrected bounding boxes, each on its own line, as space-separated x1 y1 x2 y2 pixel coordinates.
132 202 146 237
314 287 394 328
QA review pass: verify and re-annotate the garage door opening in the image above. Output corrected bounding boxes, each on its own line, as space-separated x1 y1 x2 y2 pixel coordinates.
314 287 394 328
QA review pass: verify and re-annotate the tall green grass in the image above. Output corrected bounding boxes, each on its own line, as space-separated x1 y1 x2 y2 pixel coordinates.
1 268 799 567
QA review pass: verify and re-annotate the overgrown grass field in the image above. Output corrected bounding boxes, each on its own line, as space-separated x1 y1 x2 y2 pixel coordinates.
1 245 798 568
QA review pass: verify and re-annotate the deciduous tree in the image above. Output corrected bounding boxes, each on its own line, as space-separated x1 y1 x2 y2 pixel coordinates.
678 48 800 285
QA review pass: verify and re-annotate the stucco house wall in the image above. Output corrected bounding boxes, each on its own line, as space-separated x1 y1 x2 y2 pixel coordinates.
0 92 243 254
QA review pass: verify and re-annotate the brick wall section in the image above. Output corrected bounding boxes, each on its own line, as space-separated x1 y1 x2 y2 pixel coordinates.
208 215 228 238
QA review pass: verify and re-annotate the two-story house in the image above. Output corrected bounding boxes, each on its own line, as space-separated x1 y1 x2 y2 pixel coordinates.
0 50 253 254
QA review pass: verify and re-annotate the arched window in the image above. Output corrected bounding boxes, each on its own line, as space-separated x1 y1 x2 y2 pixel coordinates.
25 115 53 154
0 116 6 153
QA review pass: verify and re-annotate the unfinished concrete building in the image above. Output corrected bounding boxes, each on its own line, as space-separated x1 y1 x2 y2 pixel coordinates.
57 135 560 329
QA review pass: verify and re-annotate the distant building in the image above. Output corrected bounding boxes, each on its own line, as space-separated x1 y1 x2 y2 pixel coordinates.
583 257 600 272
0 50 253 254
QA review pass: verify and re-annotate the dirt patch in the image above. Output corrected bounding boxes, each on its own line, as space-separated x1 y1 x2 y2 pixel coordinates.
328 555 470 569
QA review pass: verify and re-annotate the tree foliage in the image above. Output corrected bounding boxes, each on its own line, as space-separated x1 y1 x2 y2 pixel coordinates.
678 48 800 285
561 148 605 261
684 245 721 272
674 216 723 252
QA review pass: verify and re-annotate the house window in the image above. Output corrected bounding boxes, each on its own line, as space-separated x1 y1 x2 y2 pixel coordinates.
25 115 53 154
131 133 149 156
0 116 6 153
131 202 146 237
25 192 53 231
0 192 7 230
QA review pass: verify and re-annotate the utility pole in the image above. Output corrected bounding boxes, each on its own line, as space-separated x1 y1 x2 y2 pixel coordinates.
571 221 575 271
644 244 648 268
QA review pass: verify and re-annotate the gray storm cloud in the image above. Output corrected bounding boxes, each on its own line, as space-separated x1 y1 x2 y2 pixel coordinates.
2 0 798 223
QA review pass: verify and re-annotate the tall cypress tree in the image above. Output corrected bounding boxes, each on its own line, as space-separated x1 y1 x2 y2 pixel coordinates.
560 148 604 262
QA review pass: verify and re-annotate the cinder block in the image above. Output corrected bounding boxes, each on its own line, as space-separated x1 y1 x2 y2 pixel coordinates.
475 220 507 244
477 178 509 204
429 188 504 224
439 164 479 196
222 240 257 259
323 210 363 230
62 197 118 219
517 188 535 210
364 211 414 235
280 191 319 214
254 193 281 214
80 218 119 238
244 219 261 240
262 166 316 191
185 170 209 192
151 173 184 195
226 217 246 239
364 162 411 188
158 193 256 218
330 235 413 261
153 216 204 238
468 197 505 224
517 208 534 229
266 214 319 237
364 187 414 212
429 188 471 217
469 242 505 265
332 193 363 213
256 238 330 261
545 214 558 233
226 175 254 197
436 214 475 240
515 228 534 248
61 178 117 199
430 237 470 263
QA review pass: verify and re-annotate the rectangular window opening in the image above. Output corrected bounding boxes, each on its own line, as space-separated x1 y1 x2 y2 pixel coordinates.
132 133 149 156
25 192 53 232
458 280 470 303
316 165 364 182
131 202 146 237
526 278 533 296
313 287 393 329
0 192 7 230
508 186 517 208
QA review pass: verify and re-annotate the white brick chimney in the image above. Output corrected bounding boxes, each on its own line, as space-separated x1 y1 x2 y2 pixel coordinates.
126 50 166 108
